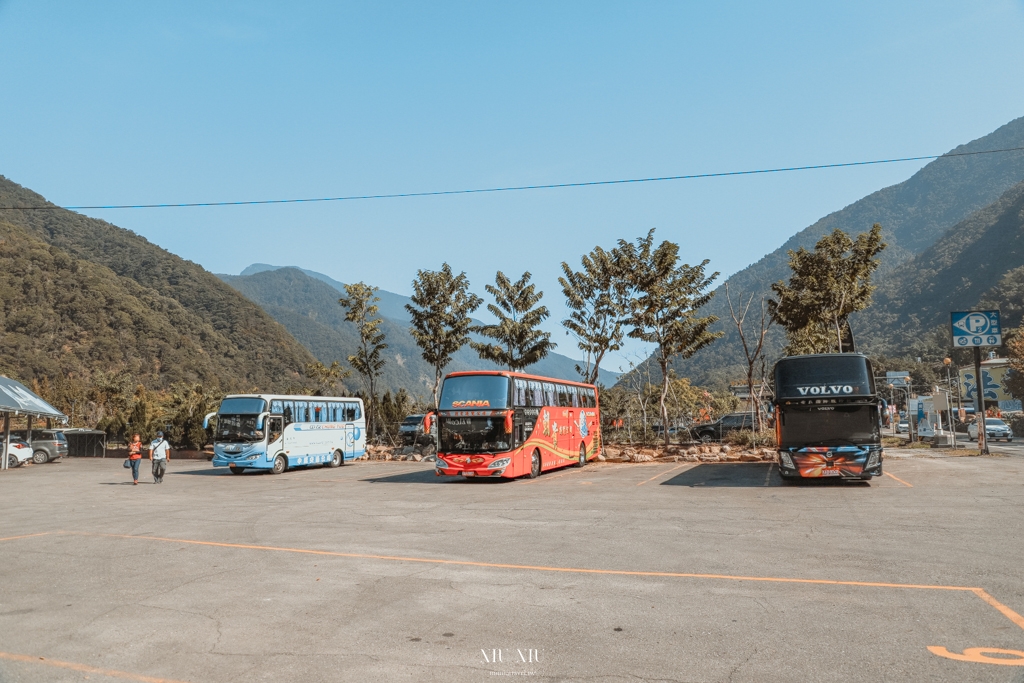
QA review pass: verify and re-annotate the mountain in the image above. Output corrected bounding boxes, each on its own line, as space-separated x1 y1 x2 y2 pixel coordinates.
219 266 621 396
0 176 316 390
660 116 1024 387
854 179 1024 351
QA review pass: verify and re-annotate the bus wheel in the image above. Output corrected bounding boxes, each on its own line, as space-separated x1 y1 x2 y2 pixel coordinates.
271 454 287 475
577 444 586 467
329 449 343 468
529 450 541 479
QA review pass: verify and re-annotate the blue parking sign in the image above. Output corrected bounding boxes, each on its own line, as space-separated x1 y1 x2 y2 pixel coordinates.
951 311 1001 347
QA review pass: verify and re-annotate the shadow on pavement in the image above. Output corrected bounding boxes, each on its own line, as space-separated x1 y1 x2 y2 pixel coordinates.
361 469 509 484
662 462 872 488
174 467 237 476
662 463 780 487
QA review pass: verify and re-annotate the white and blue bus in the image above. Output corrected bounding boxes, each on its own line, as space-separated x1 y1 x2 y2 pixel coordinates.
206 394 366 475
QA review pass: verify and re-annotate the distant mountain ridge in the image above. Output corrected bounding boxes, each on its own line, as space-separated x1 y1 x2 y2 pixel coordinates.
220 265 621 395
0 176 316 390
659 115 1024 387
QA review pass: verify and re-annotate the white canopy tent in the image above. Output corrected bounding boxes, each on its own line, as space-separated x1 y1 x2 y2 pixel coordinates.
0 376 67 471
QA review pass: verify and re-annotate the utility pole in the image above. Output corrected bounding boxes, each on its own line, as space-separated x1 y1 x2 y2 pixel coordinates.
973 346 988 455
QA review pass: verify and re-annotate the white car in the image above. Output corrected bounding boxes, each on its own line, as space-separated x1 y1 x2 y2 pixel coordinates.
896 420 909 434
967 418 1013 442
4 438 33 468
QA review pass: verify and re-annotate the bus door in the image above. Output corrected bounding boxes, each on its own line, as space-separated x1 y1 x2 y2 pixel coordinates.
344 423 356 457
567 409 577 456
266 417 284 460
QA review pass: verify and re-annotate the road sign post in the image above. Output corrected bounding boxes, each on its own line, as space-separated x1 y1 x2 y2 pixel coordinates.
973 347 987 455
951 311 1001 455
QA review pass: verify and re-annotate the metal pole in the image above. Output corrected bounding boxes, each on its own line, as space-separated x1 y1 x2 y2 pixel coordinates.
2 413 9 471
946 365 957 449
974 346 988 455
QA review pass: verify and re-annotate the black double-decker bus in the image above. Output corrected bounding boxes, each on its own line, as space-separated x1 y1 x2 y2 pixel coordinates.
773 353 884 481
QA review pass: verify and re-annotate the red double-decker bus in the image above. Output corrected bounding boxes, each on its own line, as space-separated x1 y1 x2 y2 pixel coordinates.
433 371 600 479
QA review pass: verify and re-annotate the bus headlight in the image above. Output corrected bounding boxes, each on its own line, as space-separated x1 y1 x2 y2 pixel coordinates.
245 454 260 460
866 450 880 468
779 452 795 469
489 458 511 469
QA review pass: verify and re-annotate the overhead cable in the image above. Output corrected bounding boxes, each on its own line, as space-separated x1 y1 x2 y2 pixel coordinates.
3 145 1024 211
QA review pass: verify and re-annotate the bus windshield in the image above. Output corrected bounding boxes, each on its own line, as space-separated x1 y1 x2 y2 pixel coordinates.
218 397 267 415
779 404 879 447
216 415 263 443
439 376 509 410
440 416 511 454
775 355 874 399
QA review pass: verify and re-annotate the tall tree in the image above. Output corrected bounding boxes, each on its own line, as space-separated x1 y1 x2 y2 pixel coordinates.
471 271 556 371
167 383 221 450
406 264 483 409
725 282 773 431
769 224 887 355
558 245 628 384
304 361 350 396
616 229 722 445
338 283 387 437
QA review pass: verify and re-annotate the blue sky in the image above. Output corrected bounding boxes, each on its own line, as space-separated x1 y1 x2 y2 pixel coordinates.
2 1 1024 372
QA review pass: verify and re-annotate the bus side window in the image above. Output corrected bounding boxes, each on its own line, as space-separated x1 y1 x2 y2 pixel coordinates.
514 379 527 407
267 417 283 443
543 383 556 406
313 401 326 422
528 381 543 407
295 401 309 422
329 402 339 421
283 401 294 426
583 388 595 408
557 385 570 407
270 400 283 415
569 386 580 408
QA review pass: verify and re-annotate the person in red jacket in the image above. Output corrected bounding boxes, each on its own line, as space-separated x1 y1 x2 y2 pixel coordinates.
127 433 143 485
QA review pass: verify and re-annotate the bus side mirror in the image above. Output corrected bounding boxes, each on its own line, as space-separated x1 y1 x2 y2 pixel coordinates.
256 412 270 430
203 412 216 429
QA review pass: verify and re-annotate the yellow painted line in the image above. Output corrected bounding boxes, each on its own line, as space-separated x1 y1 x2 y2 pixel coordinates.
0 532 51 543
26 531 1024 639
927 646 1024 666
637 462 690 486
67 531 985 591
0 650 191 683
884 471 914 488
972 588 1024 631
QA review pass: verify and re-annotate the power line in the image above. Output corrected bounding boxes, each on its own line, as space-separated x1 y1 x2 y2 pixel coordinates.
3 145 1024 211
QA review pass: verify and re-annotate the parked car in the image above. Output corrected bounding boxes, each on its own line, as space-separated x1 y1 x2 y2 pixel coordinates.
967 418 1013 442
691 413 755 442
896 420 909 434
12 429 68 464
398 414 434 446
4 438 34 468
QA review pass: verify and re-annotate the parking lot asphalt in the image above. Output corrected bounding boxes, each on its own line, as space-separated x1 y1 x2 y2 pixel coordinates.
1 454 1023 682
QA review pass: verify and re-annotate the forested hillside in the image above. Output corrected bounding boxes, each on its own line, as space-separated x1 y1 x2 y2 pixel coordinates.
221 266 621 396
855 180 1024 351
662 116 1024 387
0 176 315 390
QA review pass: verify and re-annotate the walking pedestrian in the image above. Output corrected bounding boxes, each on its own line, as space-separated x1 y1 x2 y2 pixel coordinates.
150 431 170 484
128 433 143 485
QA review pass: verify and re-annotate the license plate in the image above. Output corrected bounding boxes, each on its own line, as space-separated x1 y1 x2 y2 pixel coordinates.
820 468 840 477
